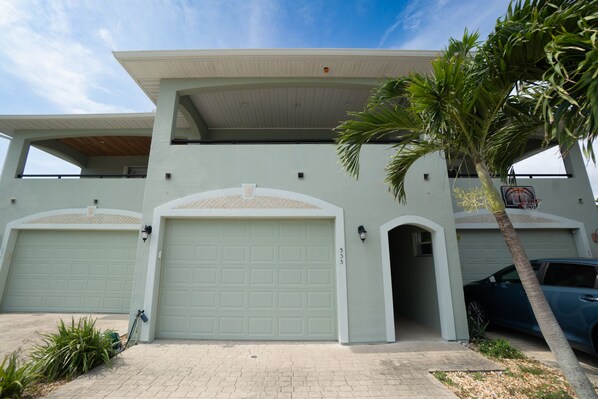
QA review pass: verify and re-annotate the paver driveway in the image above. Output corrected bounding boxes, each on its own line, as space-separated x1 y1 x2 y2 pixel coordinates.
0 313 129 360
46 339 500 399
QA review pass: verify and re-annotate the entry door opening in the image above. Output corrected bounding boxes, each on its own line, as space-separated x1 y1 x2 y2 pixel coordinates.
388 225 441 340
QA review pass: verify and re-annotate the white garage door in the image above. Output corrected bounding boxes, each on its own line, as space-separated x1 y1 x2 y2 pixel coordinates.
1 230 137 313
157 219 337 340
458 229 578 284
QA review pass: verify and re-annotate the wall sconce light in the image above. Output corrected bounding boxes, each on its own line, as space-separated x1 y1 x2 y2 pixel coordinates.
141 225 152 242
358 225 367 243
592 229 598 244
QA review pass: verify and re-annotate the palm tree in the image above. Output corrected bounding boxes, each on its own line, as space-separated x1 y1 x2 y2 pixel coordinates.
484 0 597 153
336 31 597 398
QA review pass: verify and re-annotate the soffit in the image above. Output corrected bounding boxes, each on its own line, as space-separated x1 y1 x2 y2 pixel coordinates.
190 86 372 129
114 49 438 104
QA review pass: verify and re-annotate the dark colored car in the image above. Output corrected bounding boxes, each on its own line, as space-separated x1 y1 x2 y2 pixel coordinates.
464 258 598 355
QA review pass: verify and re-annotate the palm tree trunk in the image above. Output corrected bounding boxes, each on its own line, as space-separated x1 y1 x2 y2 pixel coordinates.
475 161 597 398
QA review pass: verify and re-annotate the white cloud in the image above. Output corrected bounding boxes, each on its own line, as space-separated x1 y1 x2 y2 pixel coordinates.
0 0 132 114
97 28 117 50
380 0 511 50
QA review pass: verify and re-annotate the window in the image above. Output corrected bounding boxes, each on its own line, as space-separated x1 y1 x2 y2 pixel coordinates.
413 231 432 256
126 166 147 178
498 267 521 284
543 263 597 288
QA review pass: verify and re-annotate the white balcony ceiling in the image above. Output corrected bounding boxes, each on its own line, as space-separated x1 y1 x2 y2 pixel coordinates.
115 49 438 131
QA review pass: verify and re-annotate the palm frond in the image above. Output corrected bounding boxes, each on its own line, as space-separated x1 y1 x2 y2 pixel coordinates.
367 78 411 109
335 105 421 178
385 140 446 202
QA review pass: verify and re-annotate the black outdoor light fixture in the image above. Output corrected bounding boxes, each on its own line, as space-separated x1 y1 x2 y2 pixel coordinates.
141 225 152 242
358 225 367 243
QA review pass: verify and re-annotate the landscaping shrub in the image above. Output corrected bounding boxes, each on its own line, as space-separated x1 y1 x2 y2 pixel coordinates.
31 317 116 381
0 352 36 399
467 315 488 342
477 338 525 359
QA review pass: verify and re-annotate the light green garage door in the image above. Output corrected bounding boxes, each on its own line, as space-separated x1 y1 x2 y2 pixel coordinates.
157 219 337 340
458 229 578 284
1 230 137 313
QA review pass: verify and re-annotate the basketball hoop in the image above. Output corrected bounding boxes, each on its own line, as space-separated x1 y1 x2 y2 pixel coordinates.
518 199 542 212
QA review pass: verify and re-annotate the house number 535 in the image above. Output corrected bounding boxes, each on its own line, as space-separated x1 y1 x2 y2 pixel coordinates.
339 248 344 265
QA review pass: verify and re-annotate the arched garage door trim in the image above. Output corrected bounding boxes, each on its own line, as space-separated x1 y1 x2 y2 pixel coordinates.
380 215 456 343
141 187 348 343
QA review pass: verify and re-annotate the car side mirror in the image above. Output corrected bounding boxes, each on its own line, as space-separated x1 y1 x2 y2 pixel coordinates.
489 276 496 283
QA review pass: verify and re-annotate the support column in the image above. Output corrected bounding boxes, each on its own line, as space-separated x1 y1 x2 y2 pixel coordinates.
0 135 29 184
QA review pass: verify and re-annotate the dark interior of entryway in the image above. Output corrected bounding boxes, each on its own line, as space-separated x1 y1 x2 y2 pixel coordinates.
388 225 442 341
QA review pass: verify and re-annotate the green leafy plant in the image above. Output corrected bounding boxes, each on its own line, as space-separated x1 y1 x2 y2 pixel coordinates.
0 352 36 399
31 317 116 381
432 371 455 386
477 338 524 359
519 363 545 376
467 315 488 342
536 387 574 399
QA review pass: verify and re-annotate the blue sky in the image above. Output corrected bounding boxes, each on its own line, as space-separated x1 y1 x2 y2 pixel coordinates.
0 0 595 195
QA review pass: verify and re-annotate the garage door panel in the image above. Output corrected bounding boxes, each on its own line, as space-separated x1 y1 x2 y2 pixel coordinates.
220 317 244 334
157 219 336 340
279 269 302 285
1 230 137 313
250 268 275 285
220 291 244 308
458 229 578 284
307 246 332 263
251 246 276 262
222 246 245 262
221 269 245 285
249 291 274 309
280 223 303 239
279 318 303 335
308 318 334 335
308 291 333 309
192 291 216 307
308 269 332 285
248 317 273 335
194 268 217 284
252 222 277 239
279 246 304 263
190 317 214 334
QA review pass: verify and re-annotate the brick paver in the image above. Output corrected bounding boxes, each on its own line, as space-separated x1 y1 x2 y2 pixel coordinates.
46 340 500 398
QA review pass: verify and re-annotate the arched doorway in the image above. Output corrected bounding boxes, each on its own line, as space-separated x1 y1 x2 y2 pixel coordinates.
388 225 441 340
380 216 456 342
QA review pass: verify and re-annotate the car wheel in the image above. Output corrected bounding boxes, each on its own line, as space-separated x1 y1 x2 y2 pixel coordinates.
467 299 489 327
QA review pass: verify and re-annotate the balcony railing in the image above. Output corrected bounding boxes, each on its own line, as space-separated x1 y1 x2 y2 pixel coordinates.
448 172 572 179
17 174 146 179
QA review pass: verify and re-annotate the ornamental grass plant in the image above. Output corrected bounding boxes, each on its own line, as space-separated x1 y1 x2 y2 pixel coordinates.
0 352 36 399
30 317 116 381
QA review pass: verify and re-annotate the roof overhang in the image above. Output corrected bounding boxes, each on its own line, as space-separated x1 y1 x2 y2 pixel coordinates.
113 48 439 104
0 113 189 137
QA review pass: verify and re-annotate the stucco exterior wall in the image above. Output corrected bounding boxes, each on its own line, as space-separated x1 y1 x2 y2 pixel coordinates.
83 156 149 175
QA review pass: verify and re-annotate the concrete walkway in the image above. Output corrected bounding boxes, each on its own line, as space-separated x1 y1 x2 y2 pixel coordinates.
0 313 129 360
46 339 501 399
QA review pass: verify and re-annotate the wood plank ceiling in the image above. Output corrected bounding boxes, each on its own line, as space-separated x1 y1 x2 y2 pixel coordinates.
59 136 151 156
